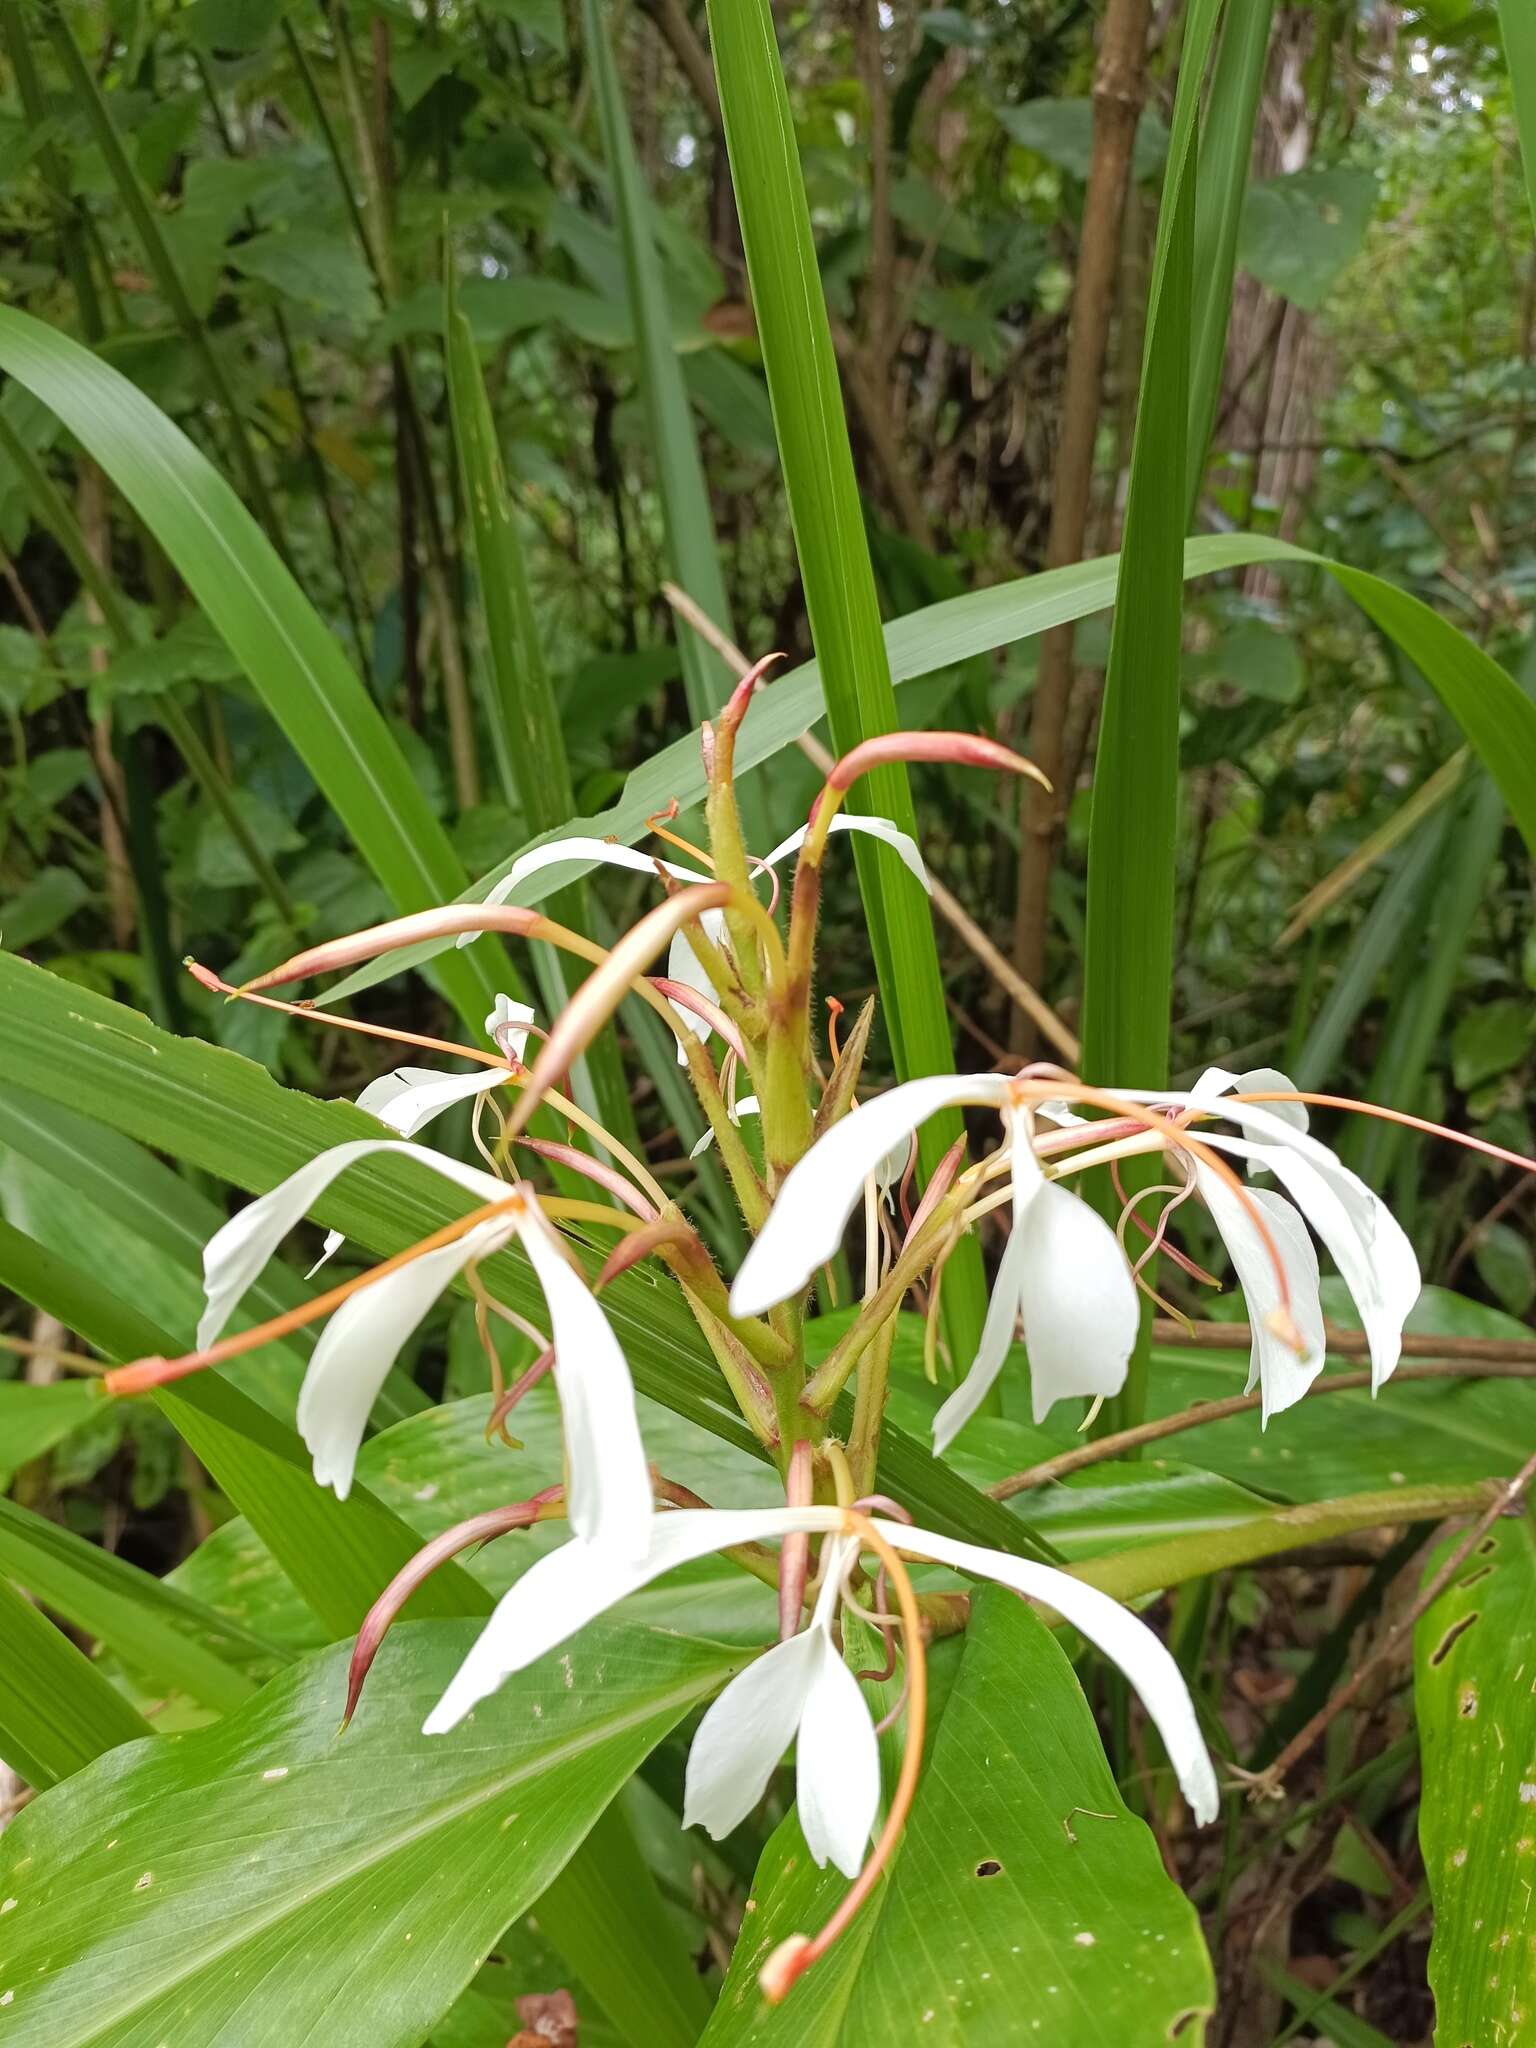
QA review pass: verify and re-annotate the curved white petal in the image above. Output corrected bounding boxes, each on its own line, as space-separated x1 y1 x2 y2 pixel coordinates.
667 907 729 1062
359 1063 512 1139
689 1094 761 1160
1195 1170 1324 1423
684 1631 820 1844
729 1073 1009 1317
485 993 535 1060
198 1139 508 1352
456 837 708 947
761 815 932 895
297 1217 511 1500
933 1220 1029 1454
797 1635 881 1877
1191 1065 1309 1145
1015 1182 1138 1425
515 1209 653 1560
423 1505 844 1734
873 1520 1220 1826
1198 1128 1418 1394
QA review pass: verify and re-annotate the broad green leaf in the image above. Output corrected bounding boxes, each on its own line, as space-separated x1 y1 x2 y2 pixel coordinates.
0 1619 744 2048
427 1937 623 2048
705 0 988 1368
0 306 506 1037
702 1592 1213 2045
0 1378 100 1481
231 228 378 323
0 865 87 948
0 1496 268 1716
1238 167 1377 311
1472 1221 1536 1319
1416 1511 1536 2044
0 1573 152 1790
995 97 1170 184
1450 996 1532 1091
0 952 1054 1563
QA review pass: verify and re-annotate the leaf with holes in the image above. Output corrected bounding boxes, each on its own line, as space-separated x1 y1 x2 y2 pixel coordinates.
699 1590 1213 2046
0 1619 745 2048
1416 1510 1536 2046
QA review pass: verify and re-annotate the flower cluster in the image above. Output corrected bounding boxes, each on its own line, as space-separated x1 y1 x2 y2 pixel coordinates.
112 671 1519 2001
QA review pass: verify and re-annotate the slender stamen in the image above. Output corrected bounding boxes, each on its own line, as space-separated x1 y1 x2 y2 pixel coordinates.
484 1344 556 1441
646 801 715 870
1232 1090 1536 1177
759 1511 928 2005
826 996 845 1067
105 1191 529 1395
1110 1163 1220 1286
188 958 509 1070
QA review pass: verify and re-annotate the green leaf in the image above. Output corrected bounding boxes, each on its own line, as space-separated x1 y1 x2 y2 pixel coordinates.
0 865 88 949
1500 0 1536 231
0 1573 153 1790
1450 996 1532 1091
0 1496 266 1717
231 226 380 324
701 1592 1213 2044
1415 1511 1536 2046
1238 167 1377 311
0 306 505 1038
1472 1221 1536 1319
995 97 1170 184
0 1620 743 2048
704 0 988 1368
0 1379 100 1481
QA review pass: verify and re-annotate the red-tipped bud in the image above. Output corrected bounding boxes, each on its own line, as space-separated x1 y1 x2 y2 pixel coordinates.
593 1218 692 1289
719 651 785 734
184 957 225 994
759 1934 814 2005
341 1499 555 1728
241 905 543 993
904 1135 968 1247
514 1139 658 1220
649 977 747 1060
825 732 1051 794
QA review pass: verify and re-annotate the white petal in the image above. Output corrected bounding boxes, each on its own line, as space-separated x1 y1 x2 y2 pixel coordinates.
515 1209 653 1560
796 1633 881 1877
684 1631 821 1844
666 908 728 1062
729 1074 1010 1317
362 1064 512 1139
1195 1170 1324 1423
1198 1128 1419 1394
423 1505 844 1734
932 1220 1029 1454
872 1520 1220 1826
761 815 932 895
1191 1065 1308 1145
198 1140 508 1352
688 1094 761 1160
297 1217 511 1499
305 1228 346 1281
1015 1182 1138 1425
456 837 708 946
484 993 535 1060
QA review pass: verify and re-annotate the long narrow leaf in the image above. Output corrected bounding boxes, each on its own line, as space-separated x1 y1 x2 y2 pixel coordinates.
1499 0 1536 231
703 0 988 1366
0 307 505 1037
0 1572 152 1790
